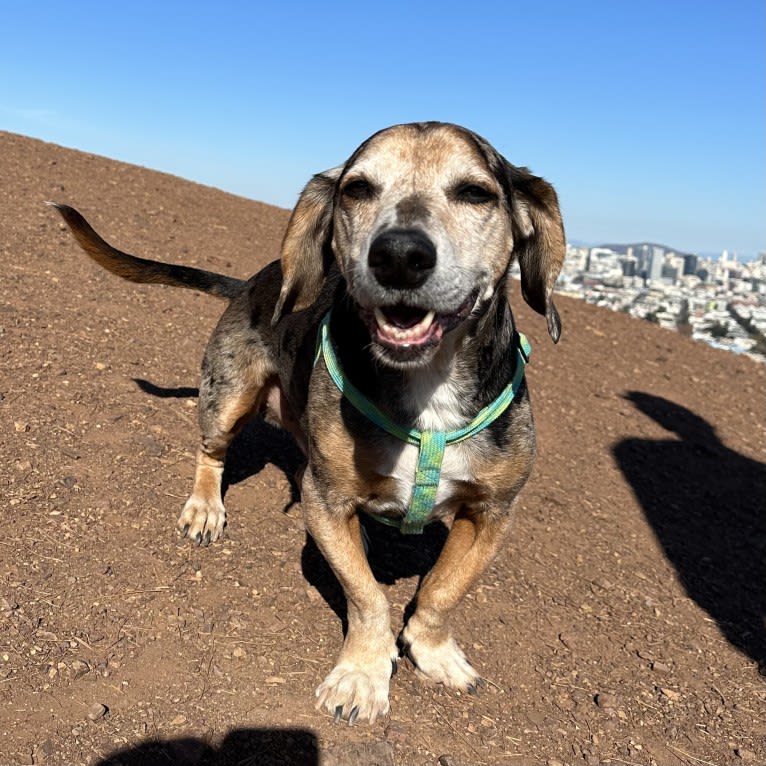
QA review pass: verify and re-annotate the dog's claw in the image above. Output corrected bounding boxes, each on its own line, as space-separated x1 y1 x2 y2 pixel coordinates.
181 524 190 538
391 659 398 677
333 705 344 723
194 532 202 546
203 530 212 546
348 706 359 726
467 683 477 695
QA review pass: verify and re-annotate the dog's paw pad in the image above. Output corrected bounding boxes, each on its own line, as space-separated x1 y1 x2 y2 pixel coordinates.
177 495 226 544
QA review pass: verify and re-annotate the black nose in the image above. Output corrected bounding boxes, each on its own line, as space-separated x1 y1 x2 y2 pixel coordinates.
368 228 437 289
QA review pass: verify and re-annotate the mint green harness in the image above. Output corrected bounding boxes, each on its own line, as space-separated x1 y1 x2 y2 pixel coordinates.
316 312 531 534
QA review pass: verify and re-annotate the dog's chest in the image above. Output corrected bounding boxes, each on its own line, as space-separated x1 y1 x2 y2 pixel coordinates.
373 373 475 510
383 440 473 509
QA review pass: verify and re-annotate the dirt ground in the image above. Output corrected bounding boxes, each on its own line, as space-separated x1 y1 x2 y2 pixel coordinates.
1 131 764 766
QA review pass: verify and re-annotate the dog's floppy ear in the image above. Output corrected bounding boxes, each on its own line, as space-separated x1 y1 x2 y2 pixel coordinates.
506 164 566 343
272 166 342 325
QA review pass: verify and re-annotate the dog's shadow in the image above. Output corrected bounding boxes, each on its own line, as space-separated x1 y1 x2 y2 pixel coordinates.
614 391 766 672
134 378 303 509
135 378 448 628
301 519 449 632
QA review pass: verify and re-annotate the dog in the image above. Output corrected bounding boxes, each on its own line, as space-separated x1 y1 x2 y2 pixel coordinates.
51 121 565 724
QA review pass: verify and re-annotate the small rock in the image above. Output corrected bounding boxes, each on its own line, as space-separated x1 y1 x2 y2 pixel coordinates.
546 760 564 766
651 660 671 673
558 632 577 649
232 647 246 658
36 738 55 758
595 692 616 710
735 747 757 762
660 687 681 702
438 756 459 766
71 660 89 679
169 714 187 727
265 676 286 684
384 722 408 744
86 702 108 721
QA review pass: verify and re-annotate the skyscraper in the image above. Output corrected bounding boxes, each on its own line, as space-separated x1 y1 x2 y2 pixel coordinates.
649 247 664 282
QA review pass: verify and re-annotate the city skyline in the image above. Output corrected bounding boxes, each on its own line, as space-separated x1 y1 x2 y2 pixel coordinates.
1 1 763 257
552 240 766 361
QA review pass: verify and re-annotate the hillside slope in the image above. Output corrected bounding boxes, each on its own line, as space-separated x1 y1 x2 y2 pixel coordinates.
1 132 763 766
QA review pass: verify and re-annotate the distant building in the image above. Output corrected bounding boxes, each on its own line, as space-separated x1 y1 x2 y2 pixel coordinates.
620 256 637 277
649 247 664 282
683 254 698 275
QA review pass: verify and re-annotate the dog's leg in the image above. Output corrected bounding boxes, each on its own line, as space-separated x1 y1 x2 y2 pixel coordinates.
178 327 277 545
303 472 398 724
401 509 513 691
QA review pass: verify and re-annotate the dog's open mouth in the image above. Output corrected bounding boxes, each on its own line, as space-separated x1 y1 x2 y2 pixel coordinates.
373 306 439 348
366 292 479 354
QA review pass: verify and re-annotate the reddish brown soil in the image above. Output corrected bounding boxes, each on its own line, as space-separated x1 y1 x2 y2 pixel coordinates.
1 131 764 766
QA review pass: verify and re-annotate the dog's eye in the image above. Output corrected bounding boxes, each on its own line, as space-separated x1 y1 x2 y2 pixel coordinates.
341 179 375 200
454 184 497 204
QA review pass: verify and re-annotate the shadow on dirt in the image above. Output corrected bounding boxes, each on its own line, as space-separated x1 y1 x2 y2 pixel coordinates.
133 377 304 506
134 378 199 399
93 728 318 765
301 519 449 631
614 391 766 672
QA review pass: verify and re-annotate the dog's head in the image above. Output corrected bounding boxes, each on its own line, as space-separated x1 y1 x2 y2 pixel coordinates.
273 122 565 367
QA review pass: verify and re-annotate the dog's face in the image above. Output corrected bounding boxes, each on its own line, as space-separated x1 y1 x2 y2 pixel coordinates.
274 122 566 367
332 124 515 366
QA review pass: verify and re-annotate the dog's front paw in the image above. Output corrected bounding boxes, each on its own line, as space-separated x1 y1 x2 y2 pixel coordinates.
401 621 481 693
316 646 398 724
177 495 226 545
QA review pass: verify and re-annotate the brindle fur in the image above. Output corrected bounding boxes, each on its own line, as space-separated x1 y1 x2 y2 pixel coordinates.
52 121 565 724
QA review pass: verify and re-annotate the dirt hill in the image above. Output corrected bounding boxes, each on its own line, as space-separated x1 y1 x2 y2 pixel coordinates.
1 131 763 766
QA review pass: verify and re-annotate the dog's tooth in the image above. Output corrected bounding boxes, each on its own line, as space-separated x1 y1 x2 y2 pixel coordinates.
374 307 389 328
420 310 435 329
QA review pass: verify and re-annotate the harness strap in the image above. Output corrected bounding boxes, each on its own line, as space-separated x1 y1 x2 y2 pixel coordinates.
317 312 531 534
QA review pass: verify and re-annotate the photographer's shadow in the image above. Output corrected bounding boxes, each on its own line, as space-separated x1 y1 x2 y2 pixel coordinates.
614 391 766 671
94 728 318 766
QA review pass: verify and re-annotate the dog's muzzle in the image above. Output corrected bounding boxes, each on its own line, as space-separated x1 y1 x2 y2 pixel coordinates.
361 227 477 365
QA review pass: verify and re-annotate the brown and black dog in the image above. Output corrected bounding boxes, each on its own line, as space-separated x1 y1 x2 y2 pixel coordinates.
52 121 565 724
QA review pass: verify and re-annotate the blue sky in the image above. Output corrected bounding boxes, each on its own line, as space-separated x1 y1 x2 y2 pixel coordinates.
1 1 763 256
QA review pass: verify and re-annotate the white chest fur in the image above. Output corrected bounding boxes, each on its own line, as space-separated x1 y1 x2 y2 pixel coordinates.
377 365 475 511
383 440 473 509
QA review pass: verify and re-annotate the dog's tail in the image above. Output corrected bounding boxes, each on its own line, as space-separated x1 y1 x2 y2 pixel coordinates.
48 203 246 300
